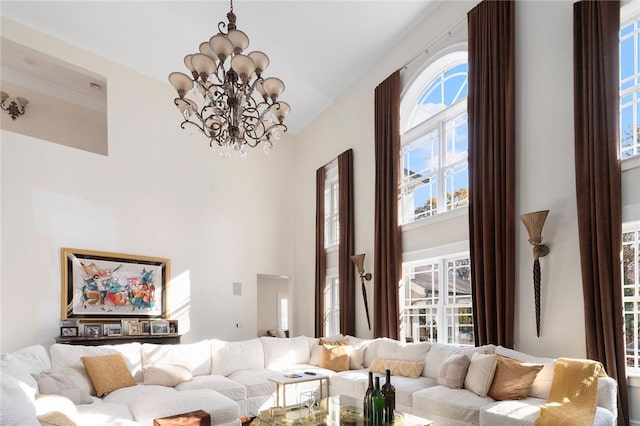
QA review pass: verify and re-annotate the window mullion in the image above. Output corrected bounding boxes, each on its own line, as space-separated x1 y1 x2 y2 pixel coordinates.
437 258 446 344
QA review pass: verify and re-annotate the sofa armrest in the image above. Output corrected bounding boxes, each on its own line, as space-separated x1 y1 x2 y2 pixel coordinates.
597 376 617 418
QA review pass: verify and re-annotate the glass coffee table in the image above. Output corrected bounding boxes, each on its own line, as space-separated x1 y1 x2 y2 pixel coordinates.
253 394 433 425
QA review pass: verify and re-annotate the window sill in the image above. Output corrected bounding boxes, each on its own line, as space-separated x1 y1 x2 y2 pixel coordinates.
622 155 640 171
401 206 469 233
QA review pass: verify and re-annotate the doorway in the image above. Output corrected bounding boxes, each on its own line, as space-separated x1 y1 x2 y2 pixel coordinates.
257 274 290 337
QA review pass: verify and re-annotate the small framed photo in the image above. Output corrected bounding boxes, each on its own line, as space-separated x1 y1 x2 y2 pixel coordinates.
104 323 122 337
120 318 138 336
140 320 151 335
168 320 178 334
83 323 102 338
150 320 169 335
60 326 79 337
128 321 143 336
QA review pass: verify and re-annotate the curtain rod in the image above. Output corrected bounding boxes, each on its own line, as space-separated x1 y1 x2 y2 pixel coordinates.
401 13 468 71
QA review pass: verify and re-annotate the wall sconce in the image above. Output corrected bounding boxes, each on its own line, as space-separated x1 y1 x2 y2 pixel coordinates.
520 210 550 338
1 91 28 120
351 253 372 331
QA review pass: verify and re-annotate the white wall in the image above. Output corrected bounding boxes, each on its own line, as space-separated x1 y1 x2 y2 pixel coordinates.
0 18 295 352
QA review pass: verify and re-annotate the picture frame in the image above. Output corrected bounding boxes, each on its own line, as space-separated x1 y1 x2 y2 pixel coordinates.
61 248 170 320
120 318 138 336
104 323 122 337
140 320 151 335
150 320 170 335
128 321 143 336
83 323 102 338
60 326 78 337
168 320 178 334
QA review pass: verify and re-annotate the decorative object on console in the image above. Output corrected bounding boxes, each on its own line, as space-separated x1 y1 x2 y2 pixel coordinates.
151 320 170 335
60 248 170 320
0 91 28 120
520 210 550 337
351 253 372 330
60 326 78 337
168 0 290 158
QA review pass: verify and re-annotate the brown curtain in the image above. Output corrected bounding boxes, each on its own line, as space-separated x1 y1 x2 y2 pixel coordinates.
314 167 326 338
338 149 356 336
573 2 629 424
467 0 516 348
373 70 402 339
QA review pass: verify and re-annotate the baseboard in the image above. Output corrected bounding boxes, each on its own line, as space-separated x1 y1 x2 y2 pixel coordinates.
630 420 640 426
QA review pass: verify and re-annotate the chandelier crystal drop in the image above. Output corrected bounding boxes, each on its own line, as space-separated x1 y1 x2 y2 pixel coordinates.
169 0 290 158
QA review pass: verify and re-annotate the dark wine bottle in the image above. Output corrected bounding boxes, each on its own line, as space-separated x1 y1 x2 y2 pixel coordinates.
363 371 374 425
381 369 396 423
372 376 385 425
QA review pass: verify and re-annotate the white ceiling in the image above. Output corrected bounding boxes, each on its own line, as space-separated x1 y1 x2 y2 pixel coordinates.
0 1 439 134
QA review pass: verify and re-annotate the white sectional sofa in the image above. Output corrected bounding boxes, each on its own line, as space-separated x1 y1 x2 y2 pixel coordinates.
0 335 618 426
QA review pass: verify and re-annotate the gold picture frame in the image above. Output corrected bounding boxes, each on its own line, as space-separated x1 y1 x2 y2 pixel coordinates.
61 248 170 320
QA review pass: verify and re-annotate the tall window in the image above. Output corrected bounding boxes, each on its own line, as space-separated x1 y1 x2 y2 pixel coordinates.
324 165 339 247
621 13 640 159
400 254 473 345
324 275 340 337
323 162 339 334
400 54 469 225
624 224 640 370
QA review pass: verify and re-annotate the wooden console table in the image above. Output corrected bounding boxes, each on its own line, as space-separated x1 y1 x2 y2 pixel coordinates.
55 334 181 346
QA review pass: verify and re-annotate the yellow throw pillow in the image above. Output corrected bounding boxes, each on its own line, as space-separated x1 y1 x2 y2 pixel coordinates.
369 359 425 378
320 344 351 372
37 411 77 426
319 338 350 346
81 353 136 397
488 355 543 400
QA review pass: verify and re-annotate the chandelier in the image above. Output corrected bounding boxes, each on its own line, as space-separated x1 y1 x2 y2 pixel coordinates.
169 0 290 158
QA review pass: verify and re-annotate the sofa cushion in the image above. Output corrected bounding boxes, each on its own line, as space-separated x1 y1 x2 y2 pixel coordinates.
437 353 470 389
32 367 94 404
261 336 309 369
227 369 277 397
320 344 351 372
81 354 136 397
377 339 431 362
384 374 437 410
495 345 556 399
412 385 494 425
128 389 239 425
211 338 264 376
103 384 177 405
141 340 211 377
176 374 247 402
1 344 51 393
50 343 143 383
464 352 497 397
75 402 137 425
143 364 192 387
0 370 39 426
488 355 543 401
480 398 616 426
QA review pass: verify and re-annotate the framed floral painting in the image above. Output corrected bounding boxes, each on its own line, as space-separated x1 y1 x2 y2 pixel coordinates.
61 248 170 319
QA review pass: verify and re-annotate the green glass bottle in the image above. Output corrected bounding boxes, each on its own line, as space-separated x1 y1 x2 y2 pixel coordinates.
381 369 396 423
363 371 374 425
372 376 385 425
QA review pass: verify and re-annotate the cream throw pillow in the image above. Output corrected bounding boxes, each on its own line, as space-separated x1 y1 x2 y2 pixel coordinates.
369 359 425 378
143 364 192 386
32 367 93 404
320 344 352 372
437 353 470 389
464 352 498 397
488 355 543 400
81 354 136 397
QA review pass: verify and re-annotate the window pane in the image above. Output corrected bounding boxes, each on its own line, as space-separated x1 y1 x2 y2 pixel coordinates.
622 36 634 81
445 163 468 211
623 228 640 371
403 130 439 179
445 113 468 165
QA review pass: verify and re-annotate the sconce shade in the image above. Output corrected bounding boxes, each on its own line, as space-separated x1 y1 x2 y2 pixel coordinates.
351 254 365 275
520 210 549 245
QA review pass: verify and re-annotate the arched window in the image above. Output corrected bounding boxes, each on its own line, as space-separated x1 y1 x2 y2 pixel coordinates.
400 51 468 225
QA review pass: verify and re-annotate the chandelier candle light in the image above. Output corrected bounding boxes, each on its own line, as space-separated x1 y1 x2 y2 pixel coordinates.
169 0 290 158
